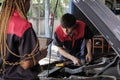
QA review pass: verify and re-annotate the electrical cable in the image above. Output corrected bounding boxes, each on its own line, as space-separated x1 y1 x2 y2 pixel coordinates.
94 56 119 77
117 59 120 76
51 0 59 37
47 0 59 77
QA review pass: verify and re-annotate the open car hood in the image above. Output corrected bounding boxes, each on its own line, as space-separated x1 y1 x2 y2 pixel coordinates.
73 0 120 57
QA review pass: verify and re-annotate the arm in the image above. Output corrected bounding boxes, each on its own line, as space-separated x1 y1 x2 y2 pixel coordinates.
57 47 81 66
53 31 81 66
84 25 93 63
19 27 47 70
85 38 92 63
20 47 47 70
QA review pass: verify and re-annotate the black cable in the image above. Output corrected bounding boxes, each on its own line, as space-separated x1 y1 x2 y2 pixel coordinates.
94 56 119 77
51 0 59 38
0 3 1 6
47 0 59 77
117 59 120 76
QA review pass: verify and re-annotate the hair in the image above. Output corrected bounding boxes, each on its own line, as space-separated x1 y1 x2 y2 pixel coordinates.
0 0 41 77
60 13 76 28
0 0 28 51
0 0 30 76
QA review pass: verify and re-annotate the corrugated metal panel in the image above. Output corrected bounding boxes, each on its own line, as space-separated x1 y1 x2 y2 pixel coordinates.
73 0 120 57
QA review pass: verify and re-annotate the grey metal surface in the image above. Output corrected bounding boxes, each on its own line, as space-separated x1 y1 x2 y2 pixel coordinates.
72 0 120 57
39 75 117 80
38 67 61 77
64 60 109 74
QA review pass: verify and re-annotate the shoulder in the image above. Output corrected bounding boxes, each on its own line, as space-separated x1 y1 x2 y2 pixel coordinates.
7 15 32 37
54 25 65 42
55 25 63 35
75 20 86 31
55 25 62 32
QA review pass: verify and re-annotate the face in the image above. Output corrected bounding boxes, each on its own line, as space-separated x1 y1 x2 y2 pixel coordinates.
62 27 73 35
25 0 30 13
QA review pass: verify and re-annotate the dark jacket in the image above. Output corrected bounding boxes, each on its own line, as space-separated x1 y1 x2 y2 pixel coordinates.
0 11 40 80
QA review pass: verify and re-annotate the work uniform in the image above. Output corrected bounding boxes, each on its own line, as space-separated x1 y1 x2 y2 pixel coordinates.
53 20 93 61
0 11 40 80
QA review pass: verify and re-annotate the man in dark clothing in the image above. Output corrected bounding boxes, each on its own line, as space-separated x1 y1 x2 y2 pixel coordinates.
0 0 47 80
53 13 93 66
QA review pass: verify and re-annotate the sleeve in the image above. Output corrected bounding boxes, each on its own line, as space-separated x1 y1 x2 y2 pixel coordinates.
0 58 2 68
18 27 40 60
53 32 63 47
84 25 94 39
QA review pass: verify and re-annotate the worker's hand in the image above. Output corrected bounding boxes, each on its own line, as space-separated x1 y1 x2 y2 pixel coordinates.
20 60 33 70
20 47 48 70
86 53 92 63
72 57 81 66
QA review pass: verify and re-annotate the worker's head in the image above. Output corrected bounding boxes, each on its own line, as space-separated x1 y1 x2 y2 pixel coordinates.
1 0 30 20
61 13 76 35
25 0 31 14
